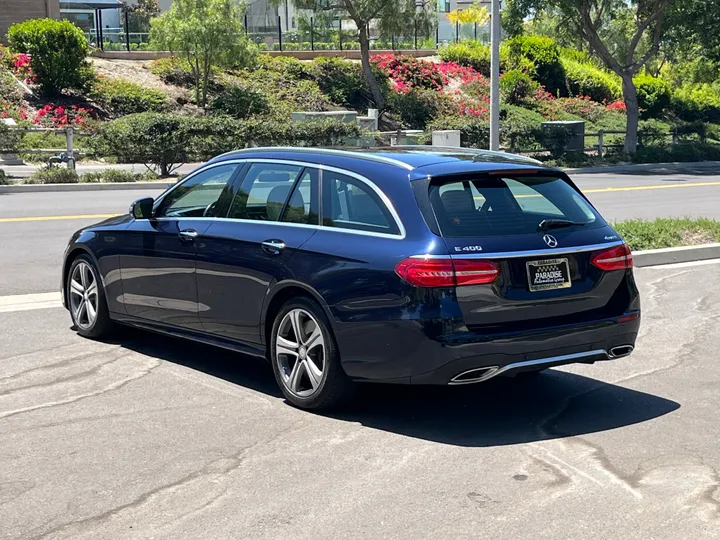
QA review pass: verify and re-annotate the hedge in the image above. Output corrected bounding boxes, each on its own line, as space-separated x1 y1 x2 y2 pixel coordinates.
634 74 672 118
88 77 171 116
506 36 565 96
87 113 364 175
561 57 621 103
671 84 720 123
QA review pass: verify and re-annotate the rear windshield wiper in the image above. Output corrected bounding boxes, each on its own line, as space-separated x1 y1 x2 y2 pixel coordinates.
538 219 586 231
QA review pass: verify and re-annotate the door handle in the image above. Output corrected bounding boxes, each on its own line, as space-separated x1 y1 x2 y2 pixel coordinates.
178 229 199 243
261 239 286 255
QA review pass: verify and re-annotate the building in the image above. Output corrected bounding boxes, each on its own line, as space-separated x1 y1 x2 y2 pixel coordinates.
0 0 60 42
59 1 124 39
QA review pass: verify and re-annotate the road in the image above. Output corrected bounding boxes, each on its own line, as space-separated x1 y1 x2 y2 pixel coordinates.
1 261 719 539
3 168 720 296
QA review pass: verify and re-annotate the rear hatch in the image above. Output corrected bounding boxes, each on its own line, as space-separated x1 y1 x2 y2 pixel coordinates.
427 172 633 333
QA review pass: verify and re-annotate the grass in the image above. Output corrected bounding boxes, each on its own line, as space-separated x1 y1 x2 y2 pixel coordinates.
615 218 720 251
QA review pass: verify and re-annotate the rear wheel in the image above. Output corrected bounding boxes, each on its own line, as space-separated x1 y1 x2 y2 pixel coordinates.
270 298 354 410
66 255 114 339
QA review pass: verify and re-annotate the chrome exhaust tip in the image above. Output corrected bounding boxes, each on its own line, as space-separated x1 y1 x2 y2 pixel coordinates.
609 345 634 358
449 366 499 385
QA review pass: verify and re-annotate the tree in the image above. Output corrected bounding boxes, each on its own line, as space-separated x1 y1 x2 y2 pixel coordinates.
283 0 436 110
447 3 490 26
150 0 256 108
122 0 161 34
663 0 720 62
513 1 674 153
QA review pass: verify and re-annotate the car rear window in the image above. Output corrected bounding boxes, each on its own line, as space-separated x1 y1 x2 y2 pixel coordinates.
429 175 604 237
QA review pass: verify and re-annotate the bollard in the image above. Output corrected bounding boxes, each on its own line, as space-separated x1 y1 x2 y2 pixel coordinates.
597 130 604 159
65 127 75 170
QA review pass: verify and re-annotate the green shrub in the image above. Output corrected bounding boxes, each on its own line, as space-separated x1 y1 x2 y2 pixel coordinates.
632 143 720 164
80 169 158 183
236 67 328 118
561 58 621 103
0 169 8 185
26 167 79 184
389 89 450 129
634 74 671 118
501 105 544 150
80 172 103 183
500 70 539 105
149 58 196 87
257 54 311 80
101 169 137 183
210 84 270 119
439 42 491 75
88 77 171 116
427 106 542 151
506 36 565 95
311 57 387 110
671 84 720 123
7 18 88 96
88 113 193 175
638 119 669 146
88 113 363 174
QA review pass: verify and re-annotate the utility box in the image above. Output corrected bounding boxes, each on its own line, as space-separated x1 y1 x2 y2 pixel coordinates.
432 130 462 147
357 116 378 131
540 120 585 153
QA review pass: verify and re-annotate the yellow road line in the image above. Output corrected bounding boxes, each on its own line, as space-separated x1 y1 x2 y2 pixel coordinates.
0 214 119 223
584 181 720 194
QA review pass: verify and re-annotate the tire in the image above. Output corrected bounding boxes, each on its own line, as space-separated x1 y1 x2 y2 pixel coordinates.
270 297 354 411
66 254 115 339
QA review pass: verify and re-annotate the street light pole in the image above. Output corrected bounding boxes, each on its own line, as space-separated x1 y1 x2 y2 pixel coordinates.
489 0 501 151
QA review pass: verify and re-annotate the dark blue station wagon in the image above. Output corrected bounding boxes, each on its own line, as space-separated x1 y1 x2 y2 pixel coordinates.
62 147 640 410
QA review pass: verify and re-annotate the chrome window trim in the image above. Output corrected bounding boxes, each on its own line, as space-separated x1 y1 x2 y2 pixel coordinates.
152 159 247 212
410 241 625 260
150 158 407 240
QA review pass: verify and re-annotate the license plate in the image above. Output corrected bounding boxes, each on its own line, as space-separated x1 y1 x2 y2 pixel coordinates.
526 258 571 292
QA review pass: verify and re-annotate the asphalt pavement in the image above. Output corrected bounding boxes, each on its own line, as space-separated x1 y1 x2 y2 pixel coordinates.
1 261 719 539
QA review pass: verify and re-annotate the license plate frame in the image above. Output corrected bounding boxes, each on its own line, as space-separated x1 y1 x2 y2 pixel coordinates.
526 258 572 292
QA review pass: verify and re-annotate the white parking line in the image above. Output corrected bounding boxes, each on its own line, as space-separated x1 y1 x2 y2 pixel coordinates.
0 292 63 313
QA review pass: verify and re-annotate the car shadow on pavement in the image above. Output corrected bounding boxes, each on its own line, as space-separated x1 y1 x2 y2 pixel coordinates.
331 371 680 447
113 330 680 448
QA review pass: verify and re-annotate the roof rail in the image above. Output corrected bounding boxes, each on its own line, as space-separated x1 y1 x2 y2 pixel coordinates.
395 145 544 166
213 147 415 171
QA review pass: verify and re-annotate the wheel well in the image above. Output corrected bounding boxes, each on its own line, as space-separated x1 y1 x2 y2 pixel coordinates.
264 286 318 351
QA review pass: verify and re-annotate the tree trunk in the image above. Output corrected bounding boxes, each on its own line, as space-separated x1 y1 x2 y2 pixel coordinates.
621 72 639 154
358 23 385 110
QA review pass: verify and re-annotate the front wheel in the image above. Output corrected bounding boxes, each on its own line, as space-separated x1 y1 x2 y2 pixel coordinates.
270 298 354 410
66 255 114 339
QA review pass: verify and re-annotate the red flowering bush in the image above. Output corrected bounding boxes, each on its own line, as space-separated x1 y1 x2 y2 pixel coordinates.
371 54 445 92
33 104 96 128
437 62 486 86
606 100 627 113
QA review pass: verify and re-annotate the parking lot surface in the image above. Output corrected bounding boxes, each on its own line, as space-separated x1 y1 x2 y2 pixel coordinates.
1 262 719 539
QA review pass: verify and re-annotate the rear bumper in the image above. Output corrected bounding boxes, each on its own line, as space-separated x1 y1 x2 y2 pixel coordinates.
335 314 640 385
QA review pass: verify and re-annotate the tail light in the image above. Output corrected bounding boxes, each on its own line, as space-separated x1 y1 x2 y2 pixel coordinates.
591 244 633 271
395 257 500 287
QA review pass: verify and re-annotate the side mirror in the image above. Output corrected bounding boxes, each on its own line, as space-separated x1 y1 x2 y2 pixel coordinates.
129 197 154 219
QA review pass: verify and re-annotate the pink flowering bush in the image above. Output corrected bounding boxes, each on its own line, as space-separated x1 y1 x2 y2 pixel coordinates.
0 99 29 121
33 104 96 128
555 96 605 122
371 54 445 92
606 100 627 113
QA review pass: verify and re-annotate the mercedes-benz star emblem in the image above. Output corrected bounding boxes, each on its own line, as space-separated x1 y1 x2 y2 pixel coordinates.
543 234 558 248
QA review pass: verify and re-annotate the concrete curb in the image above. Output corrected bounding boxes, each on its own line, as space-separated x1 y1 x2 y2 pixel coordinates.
566 161 720 175
634 243 720 267
0 182 174 193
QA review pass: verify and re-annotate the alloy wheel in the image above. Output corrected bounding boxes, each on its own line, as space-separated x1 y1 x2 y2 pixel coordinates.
276 308 326 398
69 261 99 330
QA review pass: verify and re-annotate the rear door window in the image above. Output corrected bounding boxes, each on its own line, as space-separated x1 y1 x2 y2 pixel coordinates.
429 176 603 237
322 171 400 235
227 163 302 221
